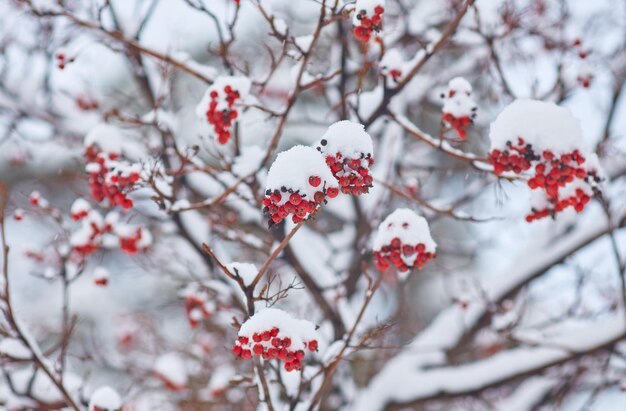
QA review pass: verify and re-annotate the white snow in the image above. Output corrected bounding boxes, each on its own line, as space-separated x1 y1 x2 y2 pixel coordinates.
496 377 558 411
70 198 91 217
8 368 82 405
353 311 625 410
206 365 235 398
154 353 188 388
226 262 258 285
232 145 265 177
89 386 122 411
93 266 110 282
84 123 145 159
489 99 585 153
294 35 314 52
373 208 436 252
317 120 373 159
0 337 31 360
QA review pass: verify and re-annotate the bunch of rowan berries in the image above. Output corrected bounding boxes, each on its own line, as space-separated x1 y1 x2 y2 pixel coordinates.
233 308 318 371
318 142 374 195
353 5 384 42
263 180 339 226
441 77 477 139
206 85 241 144
316 120 375 195
69 208 115 257
490 138 601 221
263 146 339 227
325 153 374 195
69 202 151 256
232 328 318 372
85 145 141 210
374 238 436 273
116 225 151 255
373 209 437 273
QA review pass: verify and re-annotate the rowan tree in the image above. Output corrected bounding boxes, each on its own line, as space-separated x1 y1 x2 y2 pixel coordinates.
1 0 625 410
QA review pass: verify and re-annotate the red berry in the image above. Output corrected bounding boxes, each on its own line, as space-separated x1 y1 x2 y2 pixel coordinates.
309 176 321 187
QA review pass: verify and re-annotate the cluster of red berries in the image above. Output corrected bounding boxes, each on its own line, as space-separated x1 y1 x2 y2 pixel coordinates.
71 216 114 256
85 145 140 210
442 112 473 139
353 5 384 42
263 179 339 226
489 138 536 175
93 268 109 287
72 240 99 257
185 294 211 329
70 208 89 221
440 82 477 139
321 147 374 195
118 227 148 255
490 138 601 221
374 238 436 272
206 85 241 144
232 328 318 372
389 68 402 83
70 199 91 221
525 185 592 222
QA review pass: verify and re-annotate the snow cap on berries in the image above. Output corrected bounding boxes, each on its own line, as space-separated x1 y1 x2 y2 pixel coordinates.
316 120 375 195
84 124 145 159
489 99 584 154
373 209 437 273
89 386 121 411
93 266 110 287
317 120 373 159
442 77 476 118
373 208 436 253
70 198 91 221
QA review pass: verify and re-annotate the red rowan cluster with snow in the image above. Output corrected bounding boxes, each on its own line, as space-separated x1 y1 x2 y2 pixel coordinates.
1 0 626 411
